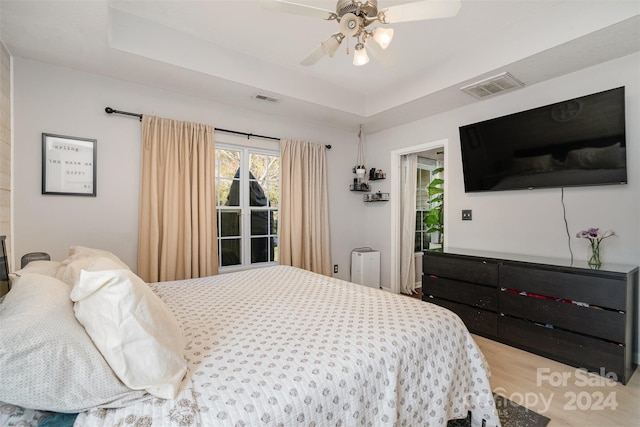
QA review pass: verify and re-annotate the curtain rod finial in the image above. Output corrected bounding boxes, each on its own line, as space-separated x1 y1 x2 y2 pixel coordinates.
105 107 114 114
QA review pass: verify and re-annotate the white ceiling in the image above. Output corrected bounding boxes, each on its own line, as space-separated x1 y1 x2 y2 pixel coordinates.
1 0 639 133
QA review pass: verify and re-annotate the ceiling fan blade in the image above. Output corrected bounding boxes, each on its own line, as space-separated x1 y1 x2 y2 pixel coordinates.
259 0 335 20
300 33 344 66
381 0 461 24
300 45 326 66
364 38 397 68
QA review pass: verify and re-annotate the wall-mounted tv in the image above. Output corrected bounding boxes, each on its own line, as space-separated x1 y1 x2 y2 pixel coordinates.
459 87 626 192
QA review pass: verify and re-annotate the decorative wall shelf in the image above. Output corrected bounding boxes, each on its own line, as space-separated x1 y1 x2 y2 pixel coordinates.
368 168 386 180
350 183 370 192
364 192 389 202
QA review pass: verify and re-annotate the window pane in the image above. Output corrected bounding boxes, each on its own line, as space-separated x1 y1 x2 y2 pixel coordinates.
416 169 431 210
249 179 269 207
417 211 428 231
271 237 278 262
251 237 269 263
250 153 279 208
217 178 237 206
249 153 279 180
250 209 271 236
216 148 241 207
417 231 429 252
225 172 242 207
216 149 240 178
220 239 241 266
271 210 278 234
269 182 279 208
219 210 240 237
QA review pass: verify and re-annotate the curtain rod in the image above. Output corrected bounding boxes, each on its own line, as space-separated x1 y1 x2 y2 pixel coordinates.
105 107 331 149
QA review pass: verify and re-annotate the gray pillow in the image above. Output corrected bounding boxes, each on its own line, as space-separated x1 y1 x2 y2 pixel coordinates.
0 273 147 412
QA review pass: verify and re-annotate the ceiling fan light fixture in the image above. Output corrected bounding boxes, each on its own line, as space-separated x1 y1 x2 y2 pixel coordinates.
262 0 463 67
353 43 369 66
339 13 362 37
372 27 394 49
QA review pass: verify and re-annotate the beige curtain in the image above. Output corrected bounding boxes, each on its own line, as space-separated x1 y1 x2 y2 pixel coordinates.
400 154 417 294
138 115 218 282
280 139 332 275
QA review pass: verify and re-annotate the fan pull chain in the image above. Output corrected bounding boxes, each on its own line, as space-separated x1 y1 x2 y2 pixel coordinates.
346 37 350 55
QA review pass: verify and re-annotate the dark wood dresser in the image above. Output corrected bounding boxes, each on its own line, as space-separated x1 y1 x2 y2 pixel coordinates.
422 248 638 384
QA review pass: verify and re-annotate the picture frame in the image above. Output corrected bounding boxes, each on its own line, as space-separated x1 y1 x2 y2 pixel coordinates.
42 133 97 196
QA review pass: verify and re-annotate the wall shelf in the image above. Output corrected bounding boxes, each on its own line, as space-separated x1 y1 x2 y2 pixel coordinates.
368 168 386 180
364 192 389 202
350 183 370 192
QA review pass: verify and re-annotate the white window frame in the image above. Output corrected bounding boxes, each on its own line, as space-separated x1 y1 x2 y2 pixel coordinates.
415 156 439 252
216 140 280 273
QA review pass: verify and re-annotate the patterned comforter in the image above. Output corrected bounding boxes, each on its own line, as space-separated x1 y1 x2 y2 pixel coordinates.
10 265 501 426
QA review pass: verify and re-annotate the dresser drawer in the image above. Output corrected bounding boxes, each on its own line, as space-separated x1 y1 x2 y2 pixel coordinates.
499 290 625 343
423 254 498 286
499 316 626 383
425 297 497 336
424 275 496 310
500 264 627 310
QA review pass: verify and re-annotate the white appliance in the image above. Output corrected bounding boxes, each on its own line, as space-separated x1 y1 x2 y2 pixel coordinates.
351 249 380 288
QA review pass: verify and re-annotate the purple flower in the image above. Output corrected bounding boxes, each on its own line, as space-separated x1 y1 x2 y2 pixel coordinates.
576 228 616 242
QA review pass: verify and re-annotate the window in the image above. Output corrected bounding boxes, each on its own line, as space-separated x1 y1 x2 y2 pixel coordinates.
215 145 279 269
415 157 438 252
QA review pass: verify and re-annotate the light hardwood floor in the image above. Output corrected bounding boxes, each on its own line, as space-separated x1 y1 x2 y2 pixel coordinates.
473 334 639 427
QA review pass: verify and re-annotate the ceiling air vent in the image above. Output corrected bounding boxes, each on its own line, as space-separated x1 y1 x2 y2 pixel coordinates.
252 93 281 103
460 72 524 99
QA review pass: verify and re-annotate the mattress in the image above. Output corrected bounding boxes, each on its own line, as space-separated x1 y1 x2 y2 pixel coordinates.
3 265 500 426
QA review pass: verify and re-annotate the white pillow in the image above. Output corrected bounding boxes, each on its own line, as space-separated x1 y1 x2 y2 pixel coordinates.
70 268 187 399
68 246 130 266
56 246 130 283
10 260 61 281
0 273 147 412
59 256 124 287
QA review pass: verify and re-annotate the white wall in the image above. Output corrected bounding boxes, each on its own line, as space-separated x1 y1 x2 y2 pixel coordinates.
12 58 366 279
13 55 639 282
362 52 640 361
365 52 639 284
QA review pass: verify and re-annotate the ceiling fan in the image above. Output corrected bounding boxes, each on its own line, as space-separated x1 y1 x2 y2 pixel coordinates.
259 0 462 66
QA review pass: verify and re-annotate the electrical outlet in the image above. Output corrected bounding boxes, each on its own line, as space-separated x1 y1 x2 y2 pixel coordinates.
462 209 472 221
333 265 338 273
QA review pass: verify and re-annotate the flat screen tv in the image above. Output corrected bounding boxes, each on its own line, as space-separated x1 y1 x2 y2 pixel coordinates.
459 87 626 192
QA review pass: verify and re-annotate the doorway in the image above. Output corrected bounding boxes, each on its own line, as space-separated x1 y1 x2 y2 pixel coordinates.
389 139 447 294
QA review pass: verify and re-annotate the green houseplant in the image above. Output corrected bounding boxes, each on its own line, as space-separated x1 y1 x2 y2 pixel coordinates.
424 166 444 250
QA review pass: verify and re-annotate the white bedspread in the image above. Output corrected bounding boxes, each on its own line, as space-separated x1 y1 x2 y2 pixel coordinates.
76 265 500 427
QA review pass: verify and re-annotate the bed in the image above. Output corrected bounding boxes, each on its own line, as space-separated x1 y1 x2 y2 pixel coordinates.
0 247 500 427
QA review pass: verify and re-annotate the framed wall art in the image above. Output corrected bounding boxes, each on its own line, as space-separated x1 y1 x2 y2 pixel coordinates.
42 133 97 196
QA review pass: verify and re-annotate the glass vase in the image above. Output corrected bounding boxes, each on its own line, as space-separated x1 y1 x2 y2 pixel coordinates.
588 240 601 268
